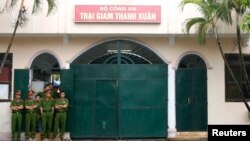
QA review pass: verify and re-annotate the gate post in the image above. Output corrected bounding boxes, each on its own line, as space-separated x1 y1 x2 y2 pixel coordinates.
168 64 177 138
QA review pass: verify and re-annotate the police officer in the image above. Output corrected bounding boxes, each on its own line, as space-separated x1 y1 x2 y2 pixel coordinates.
10 90 24 141
37 84 50 99
53 91 69 140
25 90 38 140
52 86 60 99
40 89 54 140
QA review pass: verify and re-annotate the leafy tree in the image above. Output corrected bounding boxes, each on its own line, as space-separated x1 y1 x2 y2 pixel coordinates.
0 0 57 73
180 0 250 111
241 0 250 31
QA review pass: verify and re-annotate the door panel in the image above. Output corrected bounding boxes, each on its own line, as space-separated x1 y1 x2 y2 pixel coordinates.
119 108 166 137
62 64 168 138
73 79 96 137
14 69 29 132
14 69 29 99
96 80 118 137
176 69 207 131
119 65 167 138
120 80 166 107
60 69 74 132
71 106 87 137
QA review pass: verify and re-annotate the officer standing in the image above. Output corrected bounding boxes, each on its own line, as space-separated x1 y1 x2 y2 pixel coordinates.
25 90 38 140
53 91 69 140
37 84 50 99
40 89 54 140
10 90 24 141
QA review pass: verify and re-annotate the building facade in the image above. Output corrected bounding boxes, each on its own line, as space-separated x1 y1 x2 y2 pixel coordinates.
0 0 249 140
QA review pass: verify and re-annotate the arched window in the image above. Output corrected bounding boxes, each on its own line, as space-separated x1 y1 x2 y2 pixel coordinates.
178 54 206 69
72 40 165 64
31 53 60 86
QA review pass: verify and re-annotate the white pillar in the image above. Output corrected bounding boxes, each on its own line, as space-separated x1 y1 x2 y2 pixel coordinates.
168 64 176 138
64 61 71 140
65 62 70 69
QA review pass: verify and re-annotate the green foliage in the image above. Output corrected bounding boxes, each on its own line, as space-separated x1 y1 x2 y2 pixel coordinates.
180 0 250 44
10 0 18 7
180 0 250 111
180 0 222 45
241 0 250 6
5 0 57 16
46 0 57 16
242 13 250 32
32 0 41 14
240 0 250 32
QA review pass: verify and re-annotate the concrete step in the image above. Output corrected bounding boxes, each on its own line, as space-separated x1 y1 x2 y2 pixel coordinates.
28 133 63 141
168 132 207 141
30 132 208 141
168 137 207 141
81 140 167 141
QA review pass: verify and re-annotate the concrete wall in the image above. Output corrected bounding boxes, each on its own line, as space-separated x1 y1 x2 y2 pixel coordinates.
0 0 237 35
0 0 250 139
1 36 250 130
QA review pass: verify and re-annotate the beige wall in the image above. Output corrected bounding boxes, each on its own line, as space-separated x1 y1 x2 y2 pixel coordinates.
0 0 250 138
0 0 237 35
1 36 250 127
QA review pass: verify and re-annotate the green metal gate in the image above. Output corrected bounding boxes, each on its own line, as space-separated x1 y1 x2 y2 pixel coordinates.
176 68 207 131
14 69 29 132
61 64 168 139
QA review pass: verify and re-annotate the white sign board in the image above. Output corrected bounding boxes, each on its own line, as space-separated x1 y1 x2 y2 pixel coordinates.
0 84 9 99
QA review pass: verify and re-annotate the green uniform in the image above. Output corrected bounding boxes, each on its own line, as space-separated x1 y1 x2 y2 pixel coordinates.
39 91 58 99
52 91 59 99
41 98 54 139
37 92 45 99
25 98 38 139
53 98 69 139
10 99 23 141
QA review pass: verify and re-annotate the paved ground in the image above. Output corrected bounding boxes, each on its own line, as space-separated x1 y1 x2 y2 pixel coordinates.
54 139 206 141
29 133 207 141
75 140 167 141
39 138 207 141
